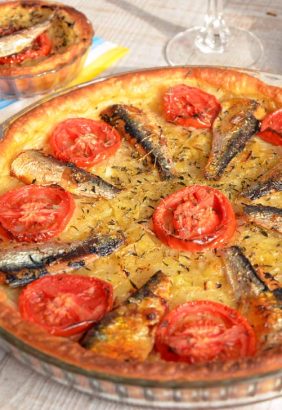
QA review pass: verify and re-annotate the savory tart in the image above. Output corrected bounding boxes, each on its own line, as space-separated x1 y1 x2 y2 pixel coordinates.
0 66 281 383
0 0 93 96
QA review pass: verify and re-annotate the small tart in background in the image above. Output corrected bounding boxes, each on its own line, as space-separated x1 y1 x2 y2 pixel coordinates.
0 0 94 97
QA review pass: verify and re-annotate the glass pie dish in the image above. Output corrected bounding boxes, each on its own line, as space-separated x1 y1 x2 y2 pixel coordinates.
0 0 93 99
0 67 281 409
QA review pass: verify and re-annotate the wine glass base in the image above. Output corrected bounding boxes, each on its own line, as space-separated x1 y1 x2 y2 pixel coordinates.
165 26 263 68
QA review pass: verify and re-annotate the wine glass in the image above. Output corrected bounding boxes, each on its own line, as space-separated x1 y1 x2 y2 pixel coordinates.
165 0 263 68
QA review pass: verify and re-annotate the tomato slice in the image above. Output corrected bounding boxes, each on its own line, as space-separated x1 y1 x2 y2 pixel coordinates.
152 185 236 252
155 300 256 364
0 185 75 242
19 274 113 336
257 109 282 146
163 84 221 128
0 223 10 240
50 118 122 168
0 33 52 65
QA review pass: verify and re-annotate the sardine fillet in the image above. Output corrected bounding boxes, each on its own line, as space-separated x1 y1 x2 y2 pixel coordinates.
11 150 120 199
0 235 124 287
220 246 265 303
101 104 173 179
242 162 282 200
0 19 52 58
82 272 171 361
205 99 262 180
243 204 282 234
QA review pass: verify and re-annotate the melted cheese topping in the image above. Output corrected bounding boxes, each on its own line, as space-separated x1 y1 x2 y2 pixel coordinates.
0 71 281 325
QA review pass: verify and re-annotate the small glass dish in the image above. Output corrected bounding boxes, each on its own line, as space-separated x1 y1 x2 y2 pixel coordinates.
0 49 90 99
0 0 94 99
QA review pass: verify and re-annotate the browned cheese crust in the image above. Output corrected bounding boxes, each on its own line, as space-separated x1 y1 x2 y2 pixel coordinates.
0 67 281 383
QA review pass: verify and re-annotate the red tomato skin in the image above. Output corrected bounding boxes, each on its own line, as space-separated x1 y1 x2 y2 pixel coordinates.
0 223 11 240
163 85 221 129
50 118 122 168
0 33 52 65
0 185 75 242
257 109 282 146
155 300 256 364
19 274 113 337
152 185 236 252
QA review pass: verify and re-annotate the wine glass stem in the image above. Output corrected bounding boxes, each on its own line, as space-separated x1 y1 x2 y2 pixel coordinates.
195 0 230 54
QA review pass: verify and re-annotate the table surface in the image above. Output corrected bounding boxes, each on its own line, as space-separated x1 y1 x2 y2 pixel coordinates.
0 0 282 409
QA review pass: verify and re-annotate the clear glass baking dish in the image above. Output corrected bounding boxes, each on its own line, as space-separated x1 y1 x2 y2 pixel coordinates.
0 66 281 409
0 47 89 99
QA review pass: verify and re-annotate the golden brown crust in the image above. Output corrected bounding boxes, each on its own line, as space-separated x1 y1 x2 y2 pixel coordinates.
0 0 93 77
1 67 281 137
186 67 282 108
0 66 282 383
2 66 282 117
1 295 282 382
